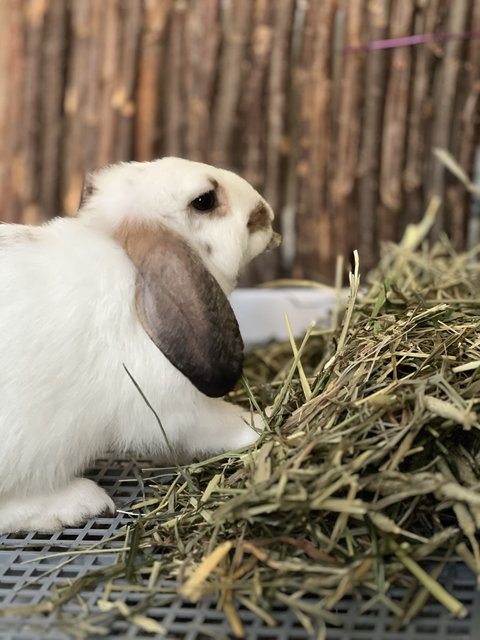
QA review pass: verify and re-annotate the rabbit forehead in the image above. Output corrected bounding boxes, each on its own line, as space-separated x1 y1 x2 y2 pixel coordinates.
152 159 263 219
92 158 262 225
96 158 219 201
109 158 253 195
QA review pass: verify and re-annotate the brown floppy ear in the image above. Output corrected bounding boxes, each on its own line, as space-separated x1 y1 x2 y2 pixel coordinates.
115 222 244 398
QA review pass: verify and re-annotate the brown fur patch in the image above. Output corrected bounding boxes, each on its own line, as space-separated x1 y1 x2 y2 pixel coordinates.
212 181 229 218
113 219 162 264
247 202 271 232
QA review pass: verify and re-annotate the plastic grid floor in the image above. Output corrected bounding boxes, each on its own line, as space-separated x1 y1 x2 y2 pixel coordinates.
0 459 479 640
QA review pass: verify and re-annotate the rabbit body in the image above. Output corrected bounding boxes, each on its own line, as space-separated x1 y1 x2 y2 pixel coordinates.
0 158 275 533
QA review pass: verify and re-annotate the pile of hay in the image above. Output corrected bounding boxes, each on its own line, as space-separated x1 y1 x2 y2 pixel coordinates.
3 218 480 638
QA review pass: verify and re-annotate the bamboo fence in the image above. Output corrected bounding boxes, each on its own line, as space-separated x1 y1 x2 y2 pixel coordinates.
0 0 478 283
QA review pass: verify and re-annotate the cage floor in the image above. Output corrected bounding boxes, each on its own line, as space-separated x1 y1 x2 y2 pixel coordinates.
0 459 479 640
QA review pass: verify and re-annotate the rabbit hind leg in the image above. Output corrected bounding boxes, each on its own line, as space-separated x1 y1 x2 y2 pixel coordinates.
0 478 115 534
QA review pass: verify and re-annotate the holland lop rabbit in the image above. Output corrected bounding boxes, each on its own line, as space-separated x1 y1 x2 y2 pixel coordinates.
0 157 279 533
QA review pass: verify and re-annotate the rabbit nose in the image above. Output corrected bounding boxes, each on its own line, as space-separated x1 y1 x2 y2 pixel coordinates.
267 231 282 250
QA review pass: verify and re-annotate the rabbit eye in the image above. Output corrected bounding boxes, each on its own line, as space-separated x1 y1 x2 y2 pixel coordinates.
190 190 217 212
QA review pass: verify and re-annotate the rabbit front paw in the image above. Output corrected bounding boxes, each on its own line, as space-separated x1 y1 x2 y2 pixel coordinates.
216 408 267 451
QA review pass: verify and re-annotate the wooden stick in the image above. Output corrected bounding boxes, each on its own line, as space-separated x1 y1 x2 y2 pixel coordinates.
404 0 443 226
40 0 68 219
164 0 187 157
379 0 415 242
0 0 15 221
447 0 479 247
97 0 121 167
430 0 470 237
82 2 107 172
134 0 172 161
62 0 97 215
185 0 220 162
237 0 275 285
264 0 295 213
115 0 142 161
256 0 296 281
332 0 364 266
211 0 252 166
18 0 48 224
294 0 337 281
242 0 273 189
357 0 389 272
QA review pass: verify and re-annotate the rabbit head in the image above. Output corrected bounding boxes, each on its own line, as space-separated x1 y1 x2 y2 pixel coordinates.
78 158 279 398
79 157 278 295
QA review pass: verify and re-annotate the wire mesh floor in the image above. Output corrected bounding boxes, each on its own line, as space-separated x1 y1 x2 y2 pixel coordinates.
1 459 479 640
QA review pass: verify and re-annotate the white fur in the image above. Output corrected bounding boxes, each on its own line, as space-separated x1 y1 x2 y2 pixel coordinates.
0 158 274 533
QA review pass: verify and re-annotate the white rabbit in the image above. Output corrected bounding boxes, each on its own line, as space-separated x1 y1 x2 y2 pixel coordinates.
0 157 279 533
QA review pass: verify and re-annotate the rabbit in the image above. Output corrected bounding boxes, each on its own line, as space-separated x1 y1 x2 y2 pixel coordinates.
0 157 280 534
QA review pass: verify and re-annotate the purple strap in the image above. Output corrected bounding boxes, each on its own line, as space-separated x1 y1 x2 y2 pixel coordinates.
343 32 480 53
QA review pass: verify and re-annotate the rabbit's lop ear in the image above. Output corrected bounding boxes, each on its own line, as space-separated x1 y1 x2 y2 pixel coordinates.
116 223 244 398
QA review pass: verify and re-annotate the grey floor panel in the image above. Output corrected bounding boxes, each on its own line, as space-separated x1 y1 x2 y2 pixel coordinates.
0 459 479 639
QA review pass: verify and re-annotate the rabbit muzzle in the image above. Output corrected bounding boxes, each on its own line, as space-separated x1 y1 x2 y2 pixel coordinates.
267 231 282 251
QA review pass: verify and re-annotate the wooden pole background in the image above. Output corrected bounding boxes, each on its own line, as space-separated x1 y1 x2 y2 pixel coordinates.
0 0 478 284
